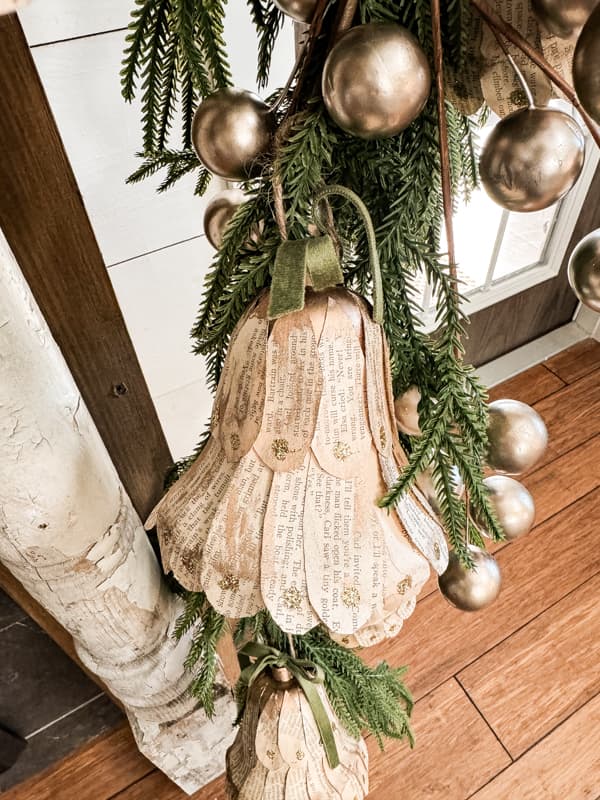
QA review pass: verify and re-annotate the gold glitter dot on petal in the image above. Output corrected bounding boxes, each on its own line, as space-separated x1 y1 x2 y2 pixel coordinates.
379 425 387 450
296 750 305 761
434 542 441 560
283 586 302 610
218 573 239 591
397 576 413 595
230 432 241 450
266 750 276 761
333 441 352 461
342 585 360 608
341 637 350 645
271 438 290 461
180 550 196 572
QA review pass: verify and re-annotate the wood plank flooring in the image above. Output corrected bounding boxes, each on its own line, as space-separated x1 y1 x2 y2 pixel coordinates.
7 340 600 800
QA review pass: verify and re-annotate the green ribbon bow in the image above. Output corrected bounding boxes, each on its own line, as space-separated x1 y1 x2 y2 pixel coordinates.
238 641 340 769
267 184 383 326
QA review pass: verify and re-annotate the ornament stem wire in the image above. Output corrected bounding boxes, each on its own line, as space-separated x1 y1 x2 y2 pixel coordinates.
470 0 600 149
488 27 535 108
287 633 297 659
430 0 462 361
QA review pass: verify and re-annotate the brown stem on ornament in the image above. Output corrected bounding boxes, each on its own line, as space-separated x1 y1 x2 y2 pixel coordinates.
430 0 462 361
287 0 331 116
470 0 600 149
272 174 288 240
334 0 359 37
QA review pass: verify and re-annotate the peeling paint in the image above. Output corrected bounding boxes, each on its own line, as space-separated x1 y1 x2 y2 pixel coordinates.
0 229 235 794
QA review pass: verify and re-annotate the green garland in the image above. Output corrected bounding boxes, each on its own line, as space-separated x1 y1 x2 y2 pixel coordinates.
122 0 504 746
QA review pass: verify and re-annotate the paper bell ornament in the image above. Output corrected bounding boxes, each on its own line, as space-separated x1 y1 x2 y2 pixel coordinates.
147 285 447 644
227 664 368 800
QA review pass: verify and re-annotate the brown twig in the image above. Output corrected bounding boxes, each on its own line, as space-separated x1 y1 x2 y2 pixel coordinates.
431 0 462 360
470 0 600 149
334 0 359 37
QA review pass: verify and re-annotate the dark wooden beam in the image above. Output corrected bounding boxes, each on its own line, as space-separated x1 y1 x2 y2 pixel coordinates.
0 14 172 519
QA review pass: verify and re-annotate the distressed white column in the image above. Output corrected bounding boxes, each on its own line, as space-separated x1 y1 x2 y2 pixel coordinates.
0 229 235 794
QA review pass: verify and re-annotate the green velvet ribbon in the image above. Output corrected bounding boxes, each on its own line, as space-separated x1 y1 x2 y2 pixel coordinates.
268 234 343 319
267 184 383 325
237 641 340 769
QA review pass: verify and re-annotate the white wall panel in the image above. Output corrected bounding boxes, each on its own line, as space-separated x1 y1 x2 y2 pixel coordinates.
19 0 129 45
154 380 214 461
108 236 212 399
29 31 217 267
19 1 294 458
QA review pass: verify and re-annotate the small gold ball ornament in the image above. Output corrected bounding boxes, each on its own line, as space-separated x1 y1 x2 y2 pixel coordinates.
191 88 274 180
273 0 317 22
416 463 464 516
574 4 600 126
479 107 585 212
322 22 431 140
394 385 422 436
438 545 502 612
203 189 247 249
475 475 536 541
532 0 598 37
487 399 548 476
568 228 600 312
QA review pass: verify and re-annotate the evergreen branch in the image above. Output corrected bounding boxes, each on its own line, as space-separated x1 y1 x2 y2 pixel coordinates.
179 595 228 717
121 0 158 102
238 614 414 747
247 0 285 88
198 0 233 89
139 0 172 151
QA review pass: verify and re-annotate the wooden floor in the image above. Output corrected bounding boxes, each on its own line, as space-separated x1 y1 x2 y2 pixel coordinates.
5 340 600 800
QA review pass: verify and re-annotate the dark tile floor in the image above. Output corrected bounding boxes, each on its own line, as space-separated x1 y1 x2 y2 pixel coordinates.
0 590 123 791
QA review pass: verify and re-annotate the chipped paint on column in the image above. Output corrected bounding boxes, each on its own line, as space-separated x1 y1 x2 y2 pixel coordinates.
0 228 235 794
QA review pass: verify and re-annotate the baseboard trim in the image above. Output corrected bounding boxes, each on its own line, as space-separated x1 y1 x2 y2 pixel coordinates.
477 308 599 388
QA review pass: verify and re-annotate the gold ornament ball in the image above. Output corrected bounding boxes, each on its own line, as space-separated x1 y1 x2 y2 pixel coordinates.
438 545 502 612
487 399 548 476
322 22 431 140
394 385 422 436
416 463 464 516
475 475 536 541
203 189 247 249
191 88 274 180
574 4 600 126
568 228 600 312
479 107 586 212
532 0 598 37
273 0 317 22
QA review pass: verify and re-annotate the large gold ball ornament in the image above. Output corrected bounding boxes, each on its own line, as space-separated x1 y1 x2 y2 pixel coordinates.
203 189 247 249
416 463 464 516
574 4 600 126
568 228 600 312
394 385 422 436
479 107 586 212
532 0 598 37
475 475 536 541
321 23 431 139
273 0 317 22
191 88 274 180
438 546 502 612
487 399 548 475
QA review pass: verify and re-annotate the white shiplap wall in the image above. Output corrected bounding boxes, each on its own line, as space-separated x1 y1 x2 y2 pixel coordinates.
18 1 293 460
